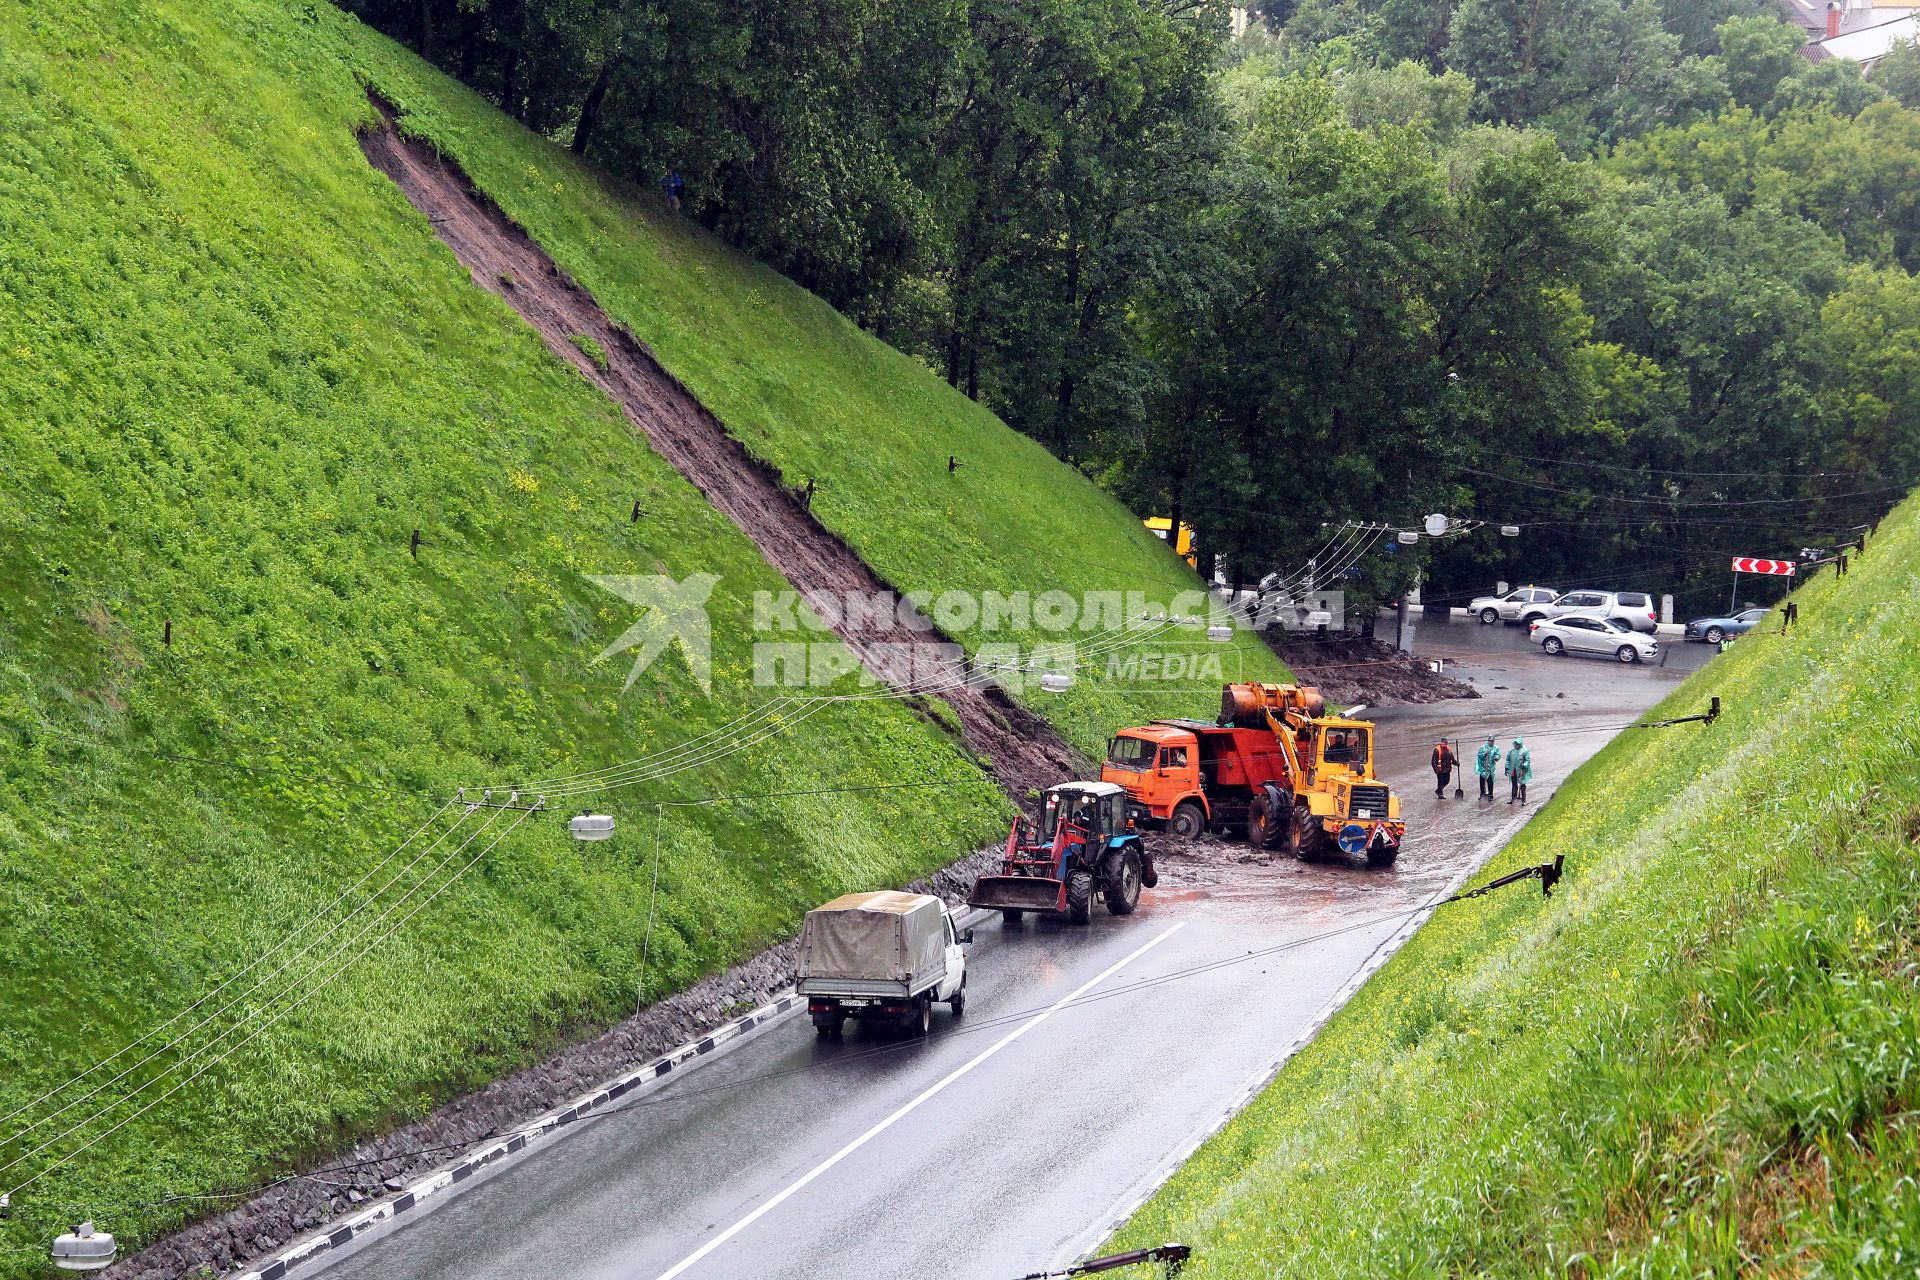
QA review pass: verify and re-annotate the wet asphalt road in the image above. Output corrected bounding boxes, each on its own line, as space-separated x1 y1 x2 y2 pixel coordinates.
319 617 1711 1280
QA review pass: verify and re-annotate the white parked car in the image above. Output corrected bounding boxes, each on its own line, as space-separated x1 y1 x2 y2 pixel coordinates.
1522 589 1659 633
1468 585 1560 625
1529 614 1660 663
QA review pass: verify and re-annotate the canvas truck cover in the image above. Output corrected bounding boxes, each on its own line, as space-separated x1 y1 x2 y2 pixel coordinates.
796 891 946 984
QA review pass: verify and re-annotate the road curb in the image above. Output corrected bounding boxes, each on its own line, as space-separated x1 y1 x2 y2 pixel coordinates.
234 908 996 1280
230 991 806 1280
1082 811 1533 1255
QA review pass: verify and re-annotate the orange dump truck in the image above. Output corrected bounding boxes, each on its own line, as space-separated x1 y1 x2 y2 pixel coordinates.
1101 683 1404 864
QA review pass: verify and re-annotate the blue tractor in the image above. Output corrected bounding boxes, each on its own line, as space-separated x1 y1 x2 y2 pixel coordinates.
968 782 1156 925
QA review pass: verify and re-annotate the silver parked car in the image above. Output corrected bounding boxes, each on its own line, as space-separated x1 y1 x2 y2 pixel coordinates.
1468 585 1560 625
1529 614 1660 663
1526 589 1659 633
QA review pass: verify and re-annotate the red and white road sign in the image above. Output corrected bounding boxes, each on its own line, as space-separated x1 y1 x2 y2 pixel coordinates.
1730 556 1795 576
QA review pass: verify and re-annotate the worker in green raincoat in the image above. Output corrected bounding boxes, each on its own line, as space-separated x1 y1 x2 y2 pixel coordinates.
1505 738 1532 805
1475 735 1499 801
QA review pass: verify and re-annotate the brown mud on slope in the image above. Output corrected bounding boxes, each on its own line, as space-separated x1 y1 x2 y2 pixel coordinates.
356 99 1079 798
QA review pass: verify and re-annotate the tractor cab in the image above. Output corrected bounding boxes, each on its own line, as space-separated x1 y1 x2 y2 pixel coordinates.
1041 782 1128 844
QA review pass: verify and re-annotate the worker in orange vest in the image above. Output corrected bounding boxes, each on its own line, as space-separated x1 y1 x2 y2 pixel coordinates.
1430 738 1457 798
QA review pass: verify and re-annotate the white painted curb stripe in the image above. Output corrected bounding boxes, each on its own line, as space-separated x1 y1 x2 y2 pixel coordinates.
229 991 805 1280
226 910 996 1280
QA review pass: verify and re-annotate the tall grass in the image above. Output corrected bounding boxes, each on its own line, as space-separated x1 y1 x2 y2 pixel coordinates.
1112 495 1920 1274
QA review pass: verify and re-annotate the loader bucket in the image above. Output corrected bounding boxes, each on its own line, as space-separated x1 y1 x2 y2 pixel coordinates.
967 875 1065 914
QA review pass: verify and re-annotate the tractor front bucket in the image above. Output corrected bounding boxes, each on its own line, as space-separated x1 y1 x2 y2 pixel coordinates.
967 875 1065 914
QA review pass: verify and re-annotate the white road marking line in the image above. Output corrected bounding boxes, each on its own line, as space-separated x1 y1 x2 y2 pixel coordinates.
649 922 1190 1280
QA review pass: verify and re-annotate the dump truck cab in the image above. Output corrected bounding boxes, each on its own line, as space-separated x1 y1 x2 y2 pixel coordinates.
1101 722 1289 839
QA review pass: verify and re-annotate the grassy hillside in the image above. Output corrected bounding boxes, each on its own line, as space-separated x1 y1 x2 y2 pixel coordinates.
0 0 1281 1265
347 39 1289 754
1112 496 1920 1274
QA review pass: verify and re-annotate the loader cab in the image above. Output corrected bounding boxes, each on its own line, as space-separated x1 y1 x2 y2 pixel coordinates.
1311 721 1372 781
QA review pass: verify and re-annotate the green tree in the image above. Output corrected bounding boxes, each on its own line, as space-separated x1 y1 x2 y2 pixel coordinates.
1710 14 1806 111
1874 37 1920 110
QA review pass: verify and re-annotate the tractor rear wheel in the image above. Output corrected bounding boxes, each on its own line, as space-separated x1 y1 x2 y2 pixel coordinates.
1102 852 1142 916
1066 869 1094 924
1170 802 1205 839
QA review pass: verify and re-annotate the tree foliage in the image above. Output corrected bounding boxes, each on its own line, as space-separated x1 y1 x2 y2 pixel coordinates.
343 0 1920 614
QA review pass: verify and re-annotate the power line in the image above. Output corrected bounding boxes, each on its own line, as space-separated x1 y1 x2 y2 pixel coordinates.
0 798 465 1142
0 804 535 1198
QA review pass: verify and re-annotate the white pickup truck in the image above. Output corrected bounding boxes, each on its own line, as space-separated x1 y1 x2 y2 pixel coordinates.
796 891 971 1038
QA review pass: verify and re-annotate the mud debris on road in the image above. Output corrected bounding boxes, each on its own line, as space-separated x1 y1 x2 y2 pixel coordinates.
1264 631 1479 706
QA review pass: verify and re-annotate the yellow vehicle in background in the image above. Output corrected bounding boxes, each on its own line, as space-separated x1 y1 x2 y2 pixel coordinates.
1145 516 1198 569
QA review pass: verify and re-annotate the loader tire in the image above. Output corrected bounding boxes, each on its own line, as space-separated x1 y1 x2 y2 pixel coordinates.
1102 852 1142 916
1170 802 1205 839
1290 802 1327 862
1248 794 1284 850
1066 869 1094 925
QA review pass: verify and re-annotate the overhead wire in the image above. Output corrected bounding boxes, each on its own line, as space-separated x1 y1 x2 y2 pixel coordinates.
0 804 539 1200
0 797 466 1142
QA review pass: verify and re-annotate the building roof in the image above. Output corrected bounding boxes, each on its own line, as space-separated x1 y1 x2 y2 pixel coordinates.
1817 11 1919 61
1779 0 1919 35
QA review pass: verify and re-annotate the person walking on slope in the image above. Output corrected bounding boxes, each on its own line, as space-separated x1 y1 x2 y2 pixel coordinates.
1505 738 1532 805
660 165 686 212
1475 735 1499 801
1430 738 1457 798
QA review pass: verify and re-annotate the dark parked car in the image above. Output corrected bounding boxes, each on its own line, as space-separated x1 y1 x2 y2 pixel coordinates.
1683 606 1770 644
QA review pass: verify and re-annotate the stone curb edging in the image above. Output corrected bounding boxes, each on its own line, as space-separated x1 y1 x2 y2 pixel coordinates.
229 991 804 1280
229 907 993 1280
1080 811 1533 1255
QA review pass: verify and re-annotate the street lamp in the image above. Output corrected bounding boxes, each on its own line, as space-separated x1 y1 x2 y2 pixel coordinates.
51 1223 116 1271
569 813 616 841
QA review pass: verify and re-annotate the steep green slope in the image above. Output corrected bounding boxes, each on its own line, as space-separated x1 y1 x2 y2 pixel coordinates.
0 0 1271 1264
348 42 1289 755
1113 498 1920 1274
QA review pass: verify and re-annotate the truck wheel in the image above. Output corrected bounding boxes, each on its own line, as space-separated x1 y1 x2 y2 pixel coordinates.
914 994 933 1037
1479 607 1499 624
1001 909 1024 927
1102 852 1142 916
1248 795 1283 850
1290 803 1326 862
1066 869 1094 924
1170 802 1205 839
949 987 966 1017
812 1012 844 1039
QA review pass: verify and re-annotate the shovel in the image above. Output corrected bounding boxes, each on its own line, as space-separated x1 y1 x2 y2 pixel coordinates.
1453 738 1464 798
